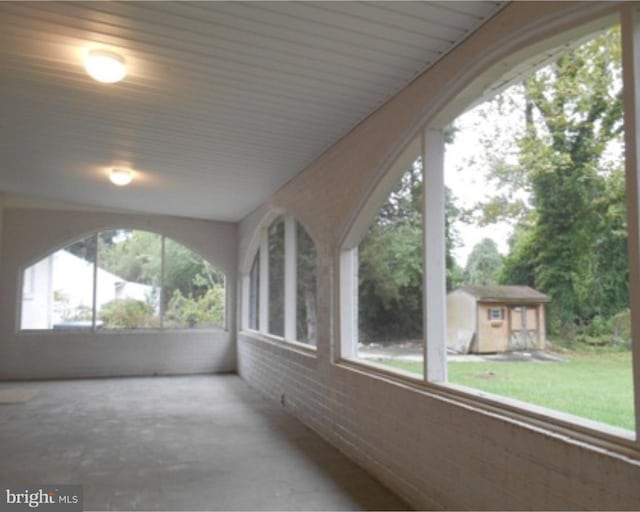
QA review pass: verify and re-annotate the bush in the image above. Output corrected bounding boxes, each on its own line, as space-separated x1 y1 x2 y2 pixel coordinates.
99 298 157 329
164 285 224 328
573 309 631 349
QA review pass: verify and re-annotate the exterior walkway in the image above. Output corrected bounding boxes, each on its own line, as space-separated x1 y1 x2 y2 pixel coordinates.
0 375 409 511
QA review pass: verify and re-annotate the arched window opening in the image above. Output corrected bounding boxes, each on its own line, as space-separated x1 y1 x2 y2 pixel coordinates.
245 215 317 347
355 157 424 376
268 217 285 337
440 25 634 432
20 230 225 331
248 252 260 331
296 222 318 345
341 18 638 437
21 234 97 331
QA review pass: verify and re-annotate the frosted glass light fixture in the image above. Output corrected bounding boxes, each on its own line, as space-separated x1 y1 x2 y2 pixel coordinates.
85 50 126 84
109 168 133 186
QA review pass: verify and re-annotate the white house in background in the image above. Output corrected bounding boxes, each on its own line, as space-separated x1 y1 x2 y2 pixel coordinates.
21 249 157 329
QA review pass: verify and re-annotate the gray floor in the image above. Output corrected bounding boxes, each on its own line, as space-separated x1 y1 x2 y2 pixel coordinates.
0 375 409 511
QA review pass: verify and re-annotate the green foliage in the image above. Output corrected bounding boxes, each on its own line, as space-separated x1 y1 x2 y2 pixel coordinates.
358 158 462 342
268 219 285 336
358 161 423 342
164 285 225 328
475 27 627 339
98 230 162 286
164 238 224 307
575 309 631 347
358 28 626 347
445 187 464 291
96 230 226 329
99 298 157 329
463 238 503 285
500 225 537 287
359 212 423 342
296 223 318 344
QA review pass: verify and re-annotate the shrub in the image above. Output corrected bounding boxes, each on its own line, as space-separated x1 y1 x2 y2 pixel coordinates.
164 285 224 328
99 298 156 329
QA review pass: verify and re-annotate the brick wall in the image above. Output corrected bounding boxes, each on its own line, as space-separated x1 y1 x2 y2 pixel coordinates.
238 333 640 509
238 2 640 509
0 206 237 379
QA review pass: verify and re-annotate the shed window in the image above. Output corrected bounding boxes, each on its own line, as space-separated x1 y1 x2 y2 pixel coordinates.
488 308 504 321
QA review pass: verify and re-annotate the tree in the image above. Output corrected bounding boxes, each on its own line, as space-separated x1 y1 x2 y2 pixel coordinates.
358 158 462 342
446 187 464 291
463 238 503 285
296 223 318 344
267 219 286 336
358 159 423 342
471 27 626 337
97 230 225 327
97 230 162 287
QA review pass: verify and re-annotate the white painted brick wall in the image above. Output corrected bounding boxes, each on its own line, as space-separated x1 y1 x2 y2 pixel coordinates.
238 3 640 510
0 206 237 379
239 334 640 510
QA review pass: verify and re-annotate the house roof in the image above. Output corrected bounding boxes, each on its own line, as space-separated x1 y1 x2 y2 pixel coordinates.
457 285 550 304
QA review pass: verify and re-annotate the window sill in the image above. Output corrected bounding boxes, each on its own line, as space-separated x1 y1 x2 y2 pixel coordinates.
240 329 318 355
335 357 638 458
340 355 424 383
17 327 229 336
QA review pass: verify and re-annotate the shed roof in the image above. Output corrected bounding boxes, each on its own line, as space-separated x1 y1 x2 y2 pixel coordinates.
457 285 550 303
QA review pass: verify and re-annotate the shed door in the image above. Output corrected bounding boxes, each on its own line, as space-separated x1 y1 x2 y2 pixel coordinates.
509 306 538 350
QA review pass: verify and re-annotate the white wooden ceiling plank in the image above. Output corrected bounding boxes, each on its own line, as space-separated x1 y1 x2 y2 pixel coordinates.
0 4 400 100
238 1 433 59
0 55 373 134
68 1 421 81
1 126 309 179
171 1 435 64
374 1 483 31
3 105 318 165
0 0 505 221
300 2 460 47
319 2 462 45
0 71 370 143
0 29 384 117
32 1 414 89
430 1 502 21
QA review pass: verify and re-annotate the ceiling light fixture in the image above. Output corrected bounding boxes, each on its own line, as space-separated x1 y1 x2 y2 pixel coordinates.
85 49 126 84
109 168 133 186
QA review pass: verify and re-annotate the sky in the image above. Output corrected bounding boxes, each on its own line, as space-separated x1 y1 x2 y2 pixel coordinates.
442 91 525 267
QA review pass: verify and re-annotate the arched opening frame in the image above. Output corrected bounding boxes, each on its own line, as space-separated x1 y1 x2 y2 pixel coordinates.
240 210 318 350
18 227 228 332
337 4 640 451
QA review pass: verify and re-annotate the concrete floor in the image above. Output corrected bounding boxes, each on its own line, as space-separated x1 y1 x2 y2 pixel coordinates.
0 375 409 511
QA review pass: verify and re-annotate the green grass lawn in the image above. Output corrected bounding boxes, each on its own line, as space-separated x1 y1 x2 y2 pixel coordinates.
382 351 635 431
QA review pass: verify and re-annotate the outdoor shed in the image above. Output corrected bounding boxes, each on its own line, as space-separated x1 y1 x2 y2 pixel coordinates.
447 285 550 354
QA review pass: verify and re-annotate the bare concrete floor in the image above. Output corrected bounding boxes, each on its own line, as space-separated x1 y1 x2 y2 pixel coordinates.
0 375 409 511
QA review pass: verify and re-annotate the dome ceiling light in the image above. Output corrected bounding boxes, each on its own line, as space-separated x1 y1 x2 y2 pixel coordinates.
109 168 133 186
84 49 126 84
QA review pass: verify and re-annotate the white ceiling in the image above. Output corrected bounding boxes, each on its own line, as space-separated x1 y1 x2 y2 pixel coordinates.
0 1 503 221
